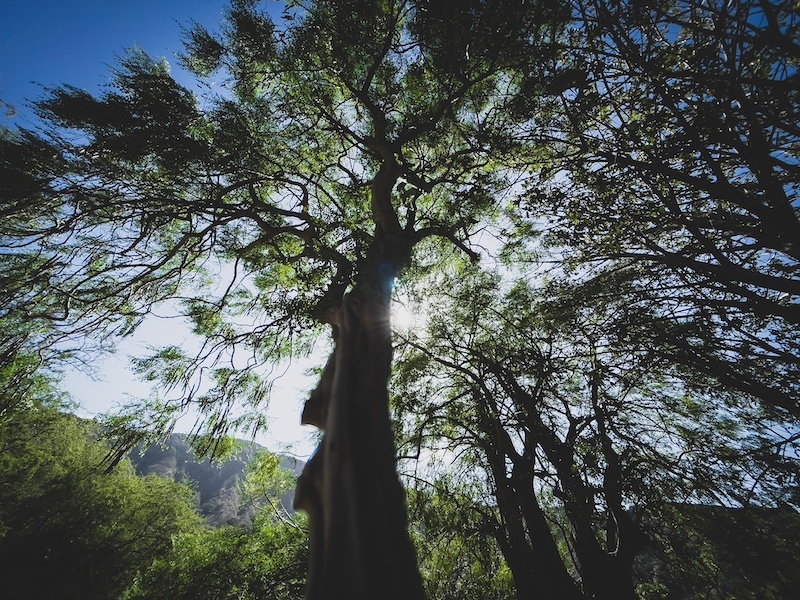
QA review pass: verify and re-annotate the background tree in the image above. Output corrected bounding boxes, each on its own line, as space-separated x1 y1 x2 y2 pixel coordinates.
124 452 309 600
641 504 800 599
406 476 516 600
512 0 800 415
0 375 202 600
123 513 308 600
392 266 799 600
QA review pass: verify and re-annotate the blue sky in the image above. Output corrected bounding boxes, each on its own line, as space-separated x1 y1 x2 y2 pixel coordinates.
0 1 230 127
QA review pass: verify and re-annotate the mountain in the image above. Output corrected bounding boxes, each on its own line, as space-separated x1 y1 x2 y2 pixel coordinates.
128 433 303 527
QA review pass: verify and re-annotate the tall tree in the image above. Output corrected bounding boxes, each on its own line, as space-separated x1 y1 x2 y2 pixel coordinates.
512 0 800 415
0 1 568 597
393 267 798 600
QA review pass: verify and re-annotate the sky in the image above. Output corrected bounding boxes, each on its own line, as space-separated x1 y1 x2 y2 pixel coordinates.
1 1 319 456
0 1 232 125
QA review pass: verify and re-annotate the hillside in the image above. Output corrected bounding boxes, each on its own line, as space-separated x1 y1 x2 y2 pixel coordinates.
129 434 303 527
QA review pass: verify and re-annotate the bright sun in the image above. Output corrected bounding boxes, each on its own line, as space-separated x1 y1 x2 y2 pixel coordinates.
391 294 421 333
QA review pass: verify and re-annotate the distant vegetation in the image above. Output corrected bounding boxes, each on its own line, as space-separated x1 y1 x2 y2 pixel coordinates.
129 432 302 527
0 368 307 600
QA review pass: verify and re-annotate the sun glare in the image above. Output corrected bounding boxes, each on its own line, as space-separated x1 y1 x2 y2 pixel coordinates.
391 294 421 333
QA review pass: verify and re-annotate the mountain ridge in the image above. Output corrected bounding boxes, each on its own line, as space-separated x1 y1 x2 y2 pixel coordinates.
129 433 303 527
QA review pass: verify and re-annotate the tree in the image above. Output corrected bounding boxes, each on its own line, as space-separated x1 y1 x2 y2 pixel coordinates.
1 1 569 596
641 504 800 599
6 2 797 598
1 361 309 600
124 458 309 600
406 477 516 600
123 513 308 600
392 267 798 600
0 378 202 600
512 0 800 415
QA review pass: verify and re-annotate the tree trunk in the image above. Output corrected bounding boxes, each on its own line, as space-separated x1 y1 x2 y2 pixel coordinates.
479 399 581 600
568 508 640 600
294 164 425 600
492 471 582 600
513 468 583 600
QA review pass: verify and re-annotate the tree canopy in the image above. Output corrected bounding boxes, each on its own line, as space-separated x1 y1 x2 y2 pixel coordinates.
1 0 568 443
515 0 800 414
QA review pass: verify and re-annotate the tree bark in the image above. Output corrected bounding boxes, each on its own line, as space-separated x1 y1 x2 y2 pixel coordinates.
478 395 581 600
294 159 425 600
295 276 425 600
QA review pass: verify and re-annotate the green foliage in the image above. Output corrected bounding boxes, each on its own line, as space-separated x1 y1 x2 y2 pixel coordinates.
1 360 308 600
40 47 208 173
641 505 800 600
0 377 202 600
243 449 296 505
407 478 515 600
2 2 799 599
124 447 308 600
123 513 308 600
1 0 571 450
